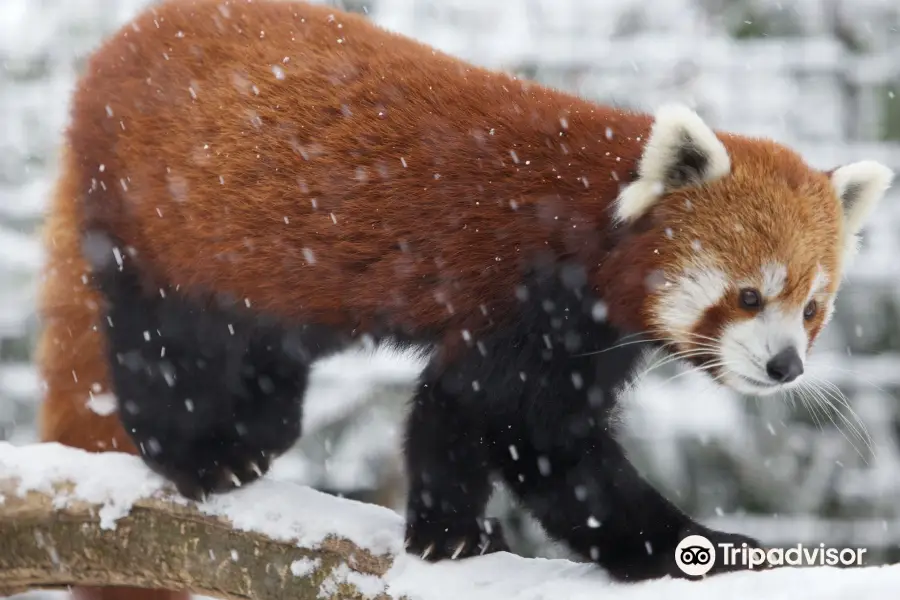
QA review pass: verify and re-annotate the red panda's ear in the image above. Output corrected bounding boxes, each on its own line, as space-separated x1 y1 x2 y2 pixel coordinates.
830 161 894 235
829 160 894 262
614 104 731 224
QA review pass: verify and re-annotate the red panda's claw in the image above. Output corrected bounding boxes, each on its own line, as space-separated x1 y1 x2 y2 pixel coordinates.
420 543 435 560
226 469 242 487
404 516 509 562
144 443 276 502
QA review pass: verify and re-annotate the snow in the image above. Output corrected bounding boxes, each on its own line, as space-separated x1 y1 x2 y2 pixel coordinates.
303 344 428 435
3 0 900 597
386 553 900 600
0 363 38 401
0 443 172 530
290 557 321 578
0 441 402 556
84 392 117 416
0 228 42 271
3 441 900 600
320 563 387 599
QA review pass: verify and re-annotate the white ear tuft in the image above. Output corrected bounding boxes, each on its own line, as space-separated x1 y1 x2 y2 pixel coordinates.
614 104 731 224
831 160 893 266
831 160 894 236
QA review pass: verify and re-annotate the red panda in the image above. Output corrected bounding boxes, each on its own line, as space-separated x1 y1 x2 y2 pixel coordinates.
37 0 893 589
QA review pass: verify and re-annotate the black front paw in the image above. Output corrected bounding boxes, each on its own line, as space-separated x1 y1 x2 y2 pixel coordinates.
139 431 285 501
404 515 510 561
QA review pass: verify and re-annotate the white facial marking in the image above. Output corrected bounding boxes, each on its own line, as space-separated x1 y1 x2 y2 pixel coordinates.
810 264 836 326
810 264 830 298
821 300 836 327
655 266 728 342
760 262 787 297
614 104 731 223
719 304 808 395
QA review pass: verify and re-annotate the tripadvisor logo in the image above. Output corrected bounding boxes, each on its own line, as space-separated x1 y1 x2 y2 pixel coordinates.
674 534 868 576
675 535 717 576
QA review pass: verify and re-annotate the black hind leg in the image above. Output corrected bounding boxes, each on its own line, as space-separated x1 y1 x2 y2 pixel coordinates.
83 230 310 499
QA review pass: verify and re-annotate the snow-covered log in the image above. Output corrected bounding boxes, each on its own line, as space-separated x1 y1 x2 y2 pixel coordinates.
0 442 396 599
2 442 900 600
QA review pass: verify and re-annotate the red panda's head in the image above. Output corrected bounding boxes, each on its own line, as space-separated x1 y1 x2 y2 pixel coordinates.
610 105 893 396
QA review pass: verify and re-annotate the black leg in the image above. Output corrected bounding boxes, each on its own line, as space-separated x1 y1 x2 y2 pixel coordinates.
490 416 759 581
402 364 509 560
118 323 307 500
83 230 312 500
473 259 761 581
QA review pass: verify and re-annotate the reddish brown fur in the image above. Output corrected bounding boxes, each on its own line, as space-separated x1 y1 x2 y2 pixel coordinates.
56 0 845 343
37 1 852 594
36 5 649 596
646 137 843 346
38 152 189 600
38 0 847 461
63 0 659 341
39 146 136 454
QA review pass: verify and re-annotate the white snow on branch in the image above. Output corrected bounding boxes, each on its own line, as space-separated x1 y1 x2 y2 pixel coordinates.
2 442 900 600
0 442 402 555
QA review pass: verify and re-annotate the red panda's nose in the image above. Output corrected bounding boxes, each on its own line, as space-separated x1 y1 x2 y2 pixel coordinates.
766 347 804 383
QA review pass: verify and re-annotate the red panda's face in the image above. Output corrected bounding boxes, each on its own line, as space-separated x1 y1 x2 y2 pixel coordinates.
613 105 894 396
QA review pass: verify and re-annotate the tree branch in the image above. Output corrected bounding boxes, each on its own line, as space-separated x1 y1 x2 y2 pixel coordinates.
3 443 899 600
0 443 396 599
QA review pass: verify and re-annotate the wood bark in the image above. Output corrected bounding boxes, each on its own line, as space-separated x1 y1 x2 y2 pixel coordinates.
0 479 395 599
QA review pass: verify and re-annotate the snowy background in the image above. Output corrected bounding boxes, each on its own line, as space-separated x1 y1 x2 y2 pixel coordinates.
2 0 900 597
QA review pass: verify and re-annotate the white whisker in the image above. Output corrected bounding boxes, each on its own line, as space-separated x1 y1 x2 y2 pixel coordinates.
650 359 737 389
807 360 890 396
800 376 872 460
807 375 874 459
632 349 718 382
573 336 656 357
795 381 826 432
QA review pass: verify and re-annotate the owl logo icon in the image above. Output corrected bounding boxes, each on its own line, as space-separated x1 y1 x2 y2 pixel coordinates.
675 535 716 576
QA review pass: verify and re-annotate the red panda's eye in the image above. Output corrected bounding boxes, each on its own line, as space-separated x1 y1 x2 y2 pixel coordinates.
738 288 762 310
804 299 818 320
